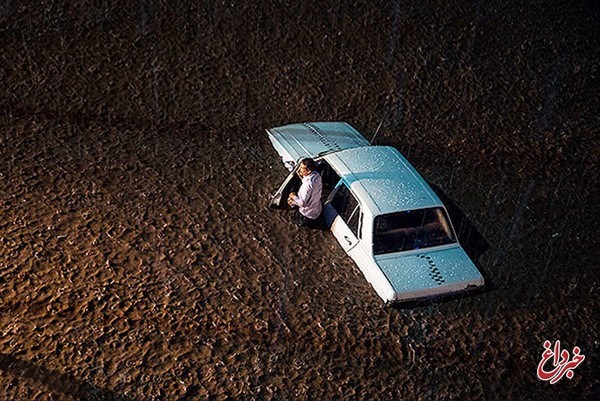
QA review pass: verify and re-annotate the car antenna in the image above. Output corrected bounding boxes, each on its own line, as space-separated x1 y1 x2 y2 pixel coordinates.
370 94 393 144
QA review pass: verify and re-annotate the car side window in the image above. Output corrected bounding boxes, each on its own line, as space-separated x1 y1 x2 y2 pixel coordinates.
316 160 341 202
331 183 361 237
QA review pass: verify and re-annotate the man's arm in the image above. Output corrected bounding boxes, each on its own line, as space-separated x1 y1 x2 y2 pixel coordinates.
290 180 312 207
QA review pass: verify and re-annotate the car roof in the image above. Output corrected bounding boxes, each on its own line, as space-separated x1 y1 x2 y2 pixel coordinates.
323 146 443 215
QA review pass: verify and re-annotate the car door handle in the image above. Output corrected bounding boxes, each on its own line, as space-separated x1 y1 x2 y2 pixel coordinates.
344 236 353 245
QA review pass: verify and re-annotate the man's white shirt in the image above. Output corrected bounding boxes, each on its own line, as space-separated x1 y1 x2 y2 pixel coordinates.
291 171 323 219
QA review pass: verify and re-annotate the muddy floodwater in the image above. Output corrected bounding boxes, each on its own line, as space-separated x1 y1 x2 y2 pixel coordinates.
0 1 598 400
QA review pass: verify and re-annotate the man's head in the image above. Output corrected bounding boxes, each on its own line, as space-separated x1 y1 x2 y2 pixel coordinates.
298 158 317 178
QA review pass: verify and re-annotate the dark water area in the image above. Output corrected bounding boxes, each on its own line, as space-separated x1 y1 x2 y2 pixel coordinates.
0 1 598 400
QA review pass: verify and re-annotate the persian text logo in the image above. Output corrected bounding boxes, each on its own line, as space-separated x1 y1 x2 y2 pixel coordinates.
537 340 585 384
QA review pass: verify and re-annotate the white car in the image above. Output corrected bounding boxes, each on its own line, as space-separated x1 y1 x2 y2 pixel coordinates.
267 122 485 305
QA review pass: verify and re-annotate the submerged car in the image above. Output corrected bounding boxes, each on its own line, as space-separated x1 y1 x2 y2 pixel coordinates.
267 122 485 305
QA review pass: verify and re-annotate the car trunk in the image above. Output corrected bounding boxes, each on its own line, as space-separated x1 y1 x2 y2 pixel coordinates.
374 245 484 302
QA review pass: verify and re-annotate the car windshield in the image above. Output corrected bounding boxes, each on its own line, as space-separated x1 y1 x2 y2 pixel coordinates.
373 207 456 255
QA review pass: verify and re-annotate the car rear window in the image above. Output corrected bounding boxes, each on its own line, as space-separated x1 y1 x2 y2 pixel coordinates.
373 207 456 255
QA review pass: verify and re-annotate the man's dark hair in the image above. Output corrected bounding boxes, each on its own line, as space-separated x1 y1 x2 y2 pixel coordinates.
300 158 317 172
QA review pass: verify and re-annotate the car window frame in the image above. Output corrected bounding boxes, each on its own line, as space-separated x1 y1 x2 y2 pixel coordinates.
330 182 361 238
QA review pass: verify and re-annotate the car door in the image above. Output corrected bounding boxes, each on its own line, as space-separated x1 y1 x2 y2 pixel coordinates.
324 182 362 253
269 162 302 209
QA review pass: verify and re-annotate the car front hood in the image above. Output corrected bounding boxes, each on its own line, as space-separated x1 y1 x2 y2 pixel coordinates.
374 245 484 301
267 122 370 169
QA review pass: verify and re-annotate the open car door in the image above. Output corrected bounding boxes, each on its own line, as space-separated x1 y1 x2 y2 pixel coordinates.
269 163 302 209
267 122 370 170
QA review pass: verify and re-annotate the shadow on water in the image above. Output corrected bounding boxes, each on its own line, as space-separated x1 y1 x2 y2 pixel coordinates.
428 182 495 291
427 183 490 262
0 354 136 401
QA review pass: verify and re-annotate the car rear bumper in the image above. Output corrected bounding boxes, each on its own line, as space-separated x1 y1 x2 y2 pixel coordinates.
385 283 485 308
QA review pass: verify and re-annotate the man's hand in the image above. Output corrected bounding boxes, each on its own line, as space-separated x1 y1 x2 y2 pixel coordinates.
287 192 296 206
